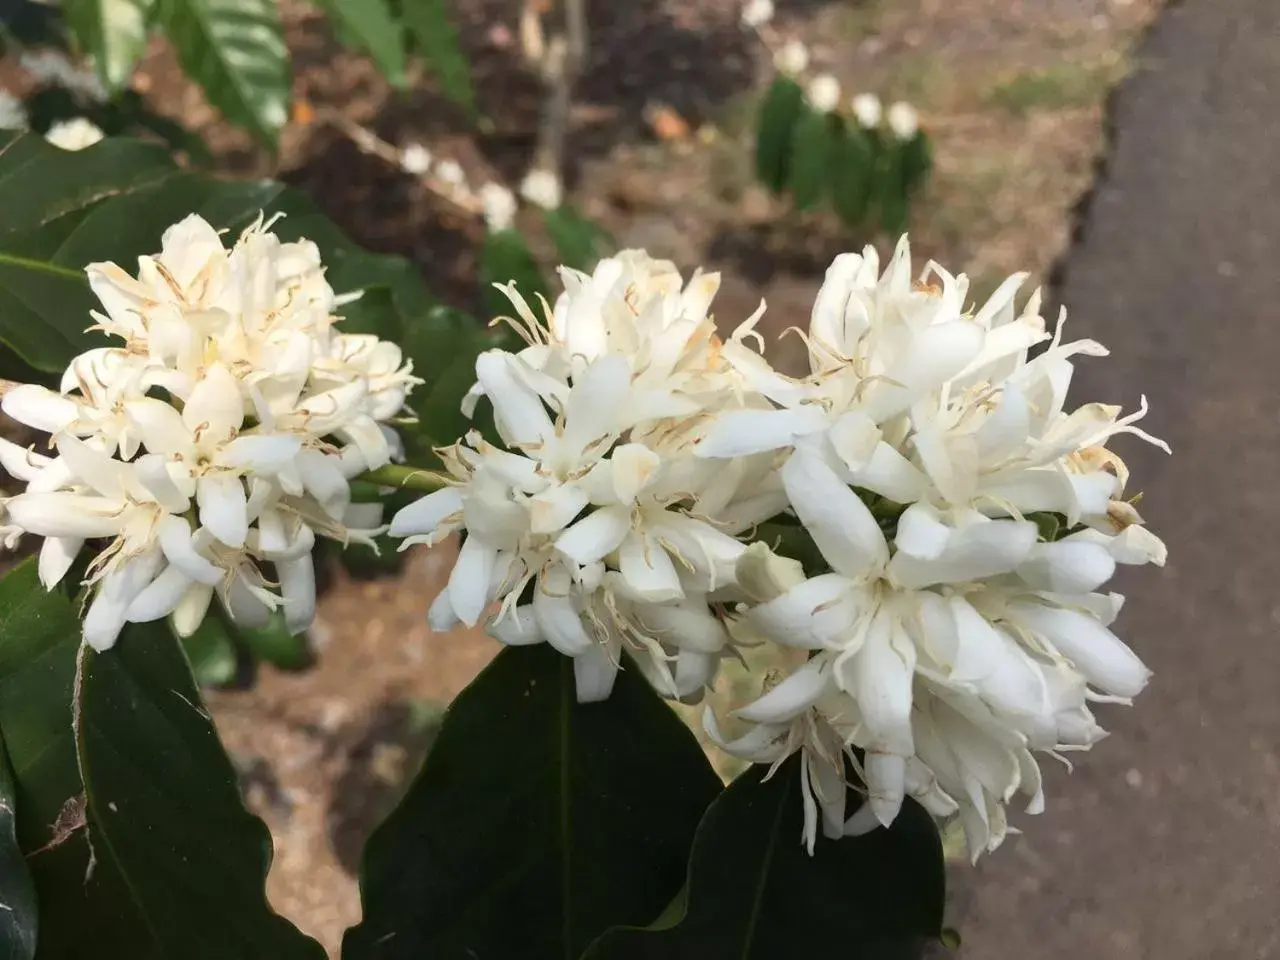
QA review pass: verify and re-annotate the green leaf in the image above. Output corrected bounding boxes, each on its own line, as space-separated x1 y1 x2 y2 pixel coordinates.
0 561 326 958
401 0 475 113
542 204 612 270
786 108 837 212
178 616 239 687
62 0 155 92
586 757 945 959
754 76 805 194
0 731 37 960
343 644 724 960
155 0 290 146
877 140 910 236
480 226 549 318
831 126 877 229
313 0 407 88
900 132 933 193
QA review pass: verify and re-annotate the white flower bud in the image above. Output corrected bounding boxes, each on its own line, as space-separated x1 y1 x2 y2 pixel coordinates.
519 167 562 210
886 101 919 140
45 117 104 151
806 74 841 114
400 142 432 175
850 92 882 129
436 159 467 188
773 40 809 76
0 90 28 130
479 182 518 232
740 0 774 28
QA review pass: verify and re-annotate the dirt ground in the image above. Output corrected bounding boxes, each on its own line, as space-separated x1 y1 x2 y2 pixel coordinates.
4 0 1165 952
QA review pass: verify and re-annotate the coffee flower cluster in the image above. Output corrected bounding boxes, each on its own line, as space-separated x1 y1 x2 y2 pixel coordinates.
0 214 417 650
392 238 1168 859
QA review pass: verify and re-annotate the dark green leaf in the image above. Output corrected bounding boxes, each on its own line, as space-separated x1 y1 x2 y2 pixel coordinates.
339 285 405 340
586 757 945 960
399 304 498 456
0 731 37 960
233 608 312 671
313 0 408 88
754 76 805 194
542 204 612 270
786 108 836 212
156 0 290 146
178 616 239 687
343 644 723 960
480 226 548 317
0 561 325 958
877 141 909 236
401 0 475 113
900 132 932 192
831 126 876 229
62 0 155 92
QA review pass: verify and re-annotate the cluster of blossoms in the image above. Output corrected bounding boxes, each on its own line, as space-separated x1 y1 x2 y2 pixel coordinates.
391 237 1168 859
397 141 520 230
0 214 417 650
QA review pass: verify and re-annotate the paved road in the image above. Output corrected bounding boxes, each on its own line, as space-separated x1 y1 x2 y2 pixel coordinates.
956 2 1280 957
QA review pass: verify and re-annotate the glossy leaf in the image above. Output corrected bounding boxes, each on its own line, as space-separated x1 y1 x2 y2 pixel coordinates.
480 226 548 317
343 644 724 960
313 0 407 88
61 0 155 92
0 732 37 960
401 0 475 113
586 757 946 959
755 76 805 194
542 204 612 271
0 561 325 958
156 0 290 146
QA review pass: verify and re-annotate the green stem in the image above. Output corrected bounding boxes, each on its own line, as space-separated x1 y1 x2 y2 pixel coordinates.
357 464 448 494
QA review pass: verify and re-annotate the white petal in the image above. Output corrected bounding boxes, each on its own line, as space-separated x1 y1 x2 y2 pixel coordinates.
390 487 464 539
609 444 661 505
617 532 684 603
863 320 984 422
214 434 302 473
83 548 163 651
171 582 214 637
826 411 880 473
1 385 77 433
1009 602 1149 698
197 474 249 548
183 362 244 443
278 555 317 634
863 751 907 828
532 572 593 656
748 574 854 649
157 515 222 584
1018 540 1116 593
560 354 631 460
893 502 952 559
555 506 630 565
889 518 1037 588
222 574 274 629
38 536 82 588
487 605 542 645
528 483 589 535
635 602 728 654
134 453 191 513
447 535 498 626
573 640 620 702
696 407 828 458
126 566 193 623
297 449 352 519
427 588 461 632
474 351 552 448
736 656 831 723
0 437 53 481
3 492 123 538
841 611 914 756
782 449 887 579
125 398 193 456
847 442 928 503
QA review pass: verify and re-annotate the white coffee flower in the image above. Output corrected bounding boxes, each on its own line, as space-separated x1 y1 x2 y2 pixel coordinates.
740 0 774 28
1 213 413 648
479 182 517 232
773 40 810 76
400 142 433 175
45 117 104 151
436 159 467 189
519 167 562 211
0 90 28 130
887 101 919 140
806 74 841 114
850 92 882 129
